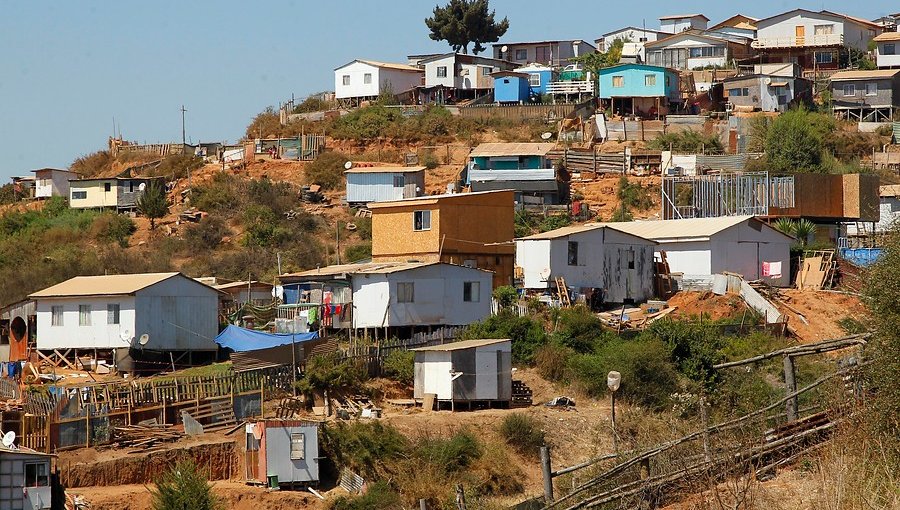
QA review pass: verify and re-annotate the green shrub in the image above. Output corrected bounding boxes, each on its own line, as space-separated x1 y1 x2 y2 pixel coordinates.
91 212 136 248
331 105 403 140
344 242 372 263
421 151 440 169
183 217 229 251
837 316 868 335
321 421 408 480
305 151 350 189
353 216 372 240
297 353 369 397
645 320 723 388
498 413 545 457
534 343 574 382
551 305 607 354
492 285 518 308
151 154 204 180
242 205 289 248
329 481 401 510
149 459 222 510
191 173 239 213
463 312 547 364
382 349 414 385
649 131 723 152
417 430 482 474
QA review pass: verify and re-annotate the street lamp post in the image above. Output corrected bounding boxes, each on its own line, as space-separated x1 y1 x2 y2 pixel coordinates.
607 370 621 454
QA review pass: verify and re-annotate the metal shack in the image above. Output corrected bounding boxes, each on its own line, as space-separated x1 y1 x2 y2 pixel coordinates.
0 446 55 510
412 339 512 410
245 420 319 488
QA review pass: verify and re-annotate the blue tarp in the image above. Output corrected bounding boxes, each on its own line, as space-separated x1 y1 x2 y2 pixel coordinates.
840 248 884 268
215 325 318 352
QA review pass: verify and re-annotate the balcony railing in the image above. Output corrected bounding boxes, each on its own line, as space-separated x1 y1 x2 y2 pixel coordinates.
546 80 595 95
752 33 843 49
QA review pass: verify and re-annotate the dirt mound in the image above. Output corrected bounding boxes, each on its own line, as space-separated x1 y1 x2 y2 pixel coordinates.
773 289 869 343
666 291 748 321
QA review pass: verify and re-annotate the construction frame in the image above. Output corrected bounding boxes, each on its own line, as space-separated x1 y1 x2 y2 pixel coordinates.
661 171 795 220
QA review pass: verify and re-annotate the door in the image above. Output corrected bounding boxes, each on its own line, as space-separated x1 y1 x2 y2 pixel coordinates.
795 26 805 46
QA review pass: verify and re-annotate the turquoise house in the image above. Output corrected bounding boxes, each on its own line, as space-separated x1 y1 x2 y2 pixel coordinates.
493 71 532 103
466 142 564 204
598 64 681 117
515 64 557 96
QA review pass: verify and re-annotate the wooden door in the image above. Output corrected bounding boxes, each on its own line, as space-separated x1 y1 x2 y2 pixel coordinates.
795 26 805 45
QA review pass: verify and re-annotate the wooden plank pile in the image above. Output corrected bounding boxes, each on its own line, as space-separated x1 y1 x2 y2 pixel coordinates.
111 423 181 450
797 250 836 290
597 305 677 330
187 396 238 433
511 380 533 408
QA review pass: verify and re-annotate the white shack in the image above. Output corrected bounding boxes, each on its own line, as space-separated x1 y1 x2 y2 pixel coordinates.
0 446 55 510
604 216 794 287
334 59 423 104
30 273 221 364
516 224 657 303
344 166 425 205
32 168 78 199
412 338 512 408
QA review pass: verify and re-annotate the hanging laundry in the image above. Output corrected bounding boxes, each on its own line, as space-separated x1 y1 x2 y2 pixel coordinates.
762 261 782 278
323 291 333 305
308 307 317 323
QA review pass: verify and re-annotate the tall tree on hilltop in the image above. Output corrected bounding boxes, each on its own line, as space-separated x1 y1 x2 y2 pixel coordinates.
425 0 509 55
136 181 168 230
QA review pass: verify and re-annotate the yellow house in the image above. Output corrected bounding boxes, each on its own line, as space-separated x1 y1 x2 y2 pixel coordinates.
69 177 155 210
368 190 515 288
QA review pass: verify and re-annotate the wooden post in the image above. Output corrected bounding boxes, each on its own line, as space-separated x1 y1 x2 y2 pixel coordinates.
783 355 798 422
455 484 467 510
611 390 618 454
420 499 427 510
540 446 554 503
699 395 710 462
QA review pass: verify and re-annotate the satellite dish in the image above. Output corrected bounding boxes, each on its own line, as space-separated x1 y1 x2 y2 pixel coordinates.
501 45 508 53
541 132 553 140
344 161 353 170
138 334 150 346
764 77 772 86
459 68 469 76
540 268 552 280
2 431 16 449
120 329 133 342
449 370 463 381
138 183 146 192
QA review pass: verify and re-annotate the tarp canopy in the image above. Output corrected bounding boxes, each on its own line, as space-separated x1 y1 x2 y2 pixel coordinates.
215 325 318 352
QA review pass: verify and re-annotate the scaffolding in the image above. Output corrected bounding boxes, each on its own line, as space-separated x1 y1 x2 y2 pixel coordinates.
661 172 795 220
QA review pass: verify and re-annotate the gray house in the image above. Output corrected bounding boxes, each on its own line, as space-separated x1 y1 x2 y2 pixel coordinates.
413 339 512 410
723 74 812 112
830 69 900 121
492 40 595 67
245 420 319 487
344 166 425 205
0 447 55 510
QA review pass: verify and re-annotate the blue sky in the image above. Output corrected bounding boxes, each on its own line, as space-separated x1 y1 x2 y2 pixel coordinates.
0 0 894 179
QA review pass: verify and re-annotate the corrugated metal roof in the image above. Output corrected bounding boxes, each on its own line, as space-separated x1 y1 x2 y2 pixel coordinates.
469 143 556 158
517 223 657 242
659 13 710 20
344 166 425 174
468 169 555 181
214 280 273 291
830 69 900 80
880 184 900 197
412 338 510 351
874 32 900 42
281 262 492 279
30 272 182 298
594 216 765 241
337 59 422 72
366 190 512 208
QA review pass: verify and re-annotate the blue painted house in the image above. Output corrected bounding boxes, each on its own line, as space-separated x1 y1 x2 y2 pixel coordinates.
598 63 681 118
515 64 557 96
466 142 565 205
493 71 532 103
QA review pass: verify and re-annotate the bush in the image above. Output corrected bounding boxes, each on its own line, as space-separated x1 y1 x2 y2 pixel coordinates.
649 131 723 153
149 459 222 510
417 430 482 474
551 305 607 354
70 150 113 177
242 205 289 248
320 421 408 480
765 107 836 173
329 481 401 510
91 212 136 248
463 313 547 364
183 217 229 251
344 242 372 263
535 343 575 382
305 151 349 189
382 349 414 385
498 413 545 457
492 285 518 308
645 320 723 387
297 353 369 397
421 151 440 169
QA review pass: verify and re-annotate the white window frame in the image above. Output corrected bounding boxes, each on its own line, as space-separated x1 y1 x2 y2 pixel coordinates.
815 51 834 64
107 304 120 325
24 462 49 488
363 73 372 84
397 282 415 303
290 433 305 460
645 74 656 86
71 190 87 200
79 305 91 326
884 43 896 55
51 305 64 327
393 174 404 188
436 66 448 78
612 75 624 87
528 73 541 87
481 66 492 76
843 84 855 96
813 24 834 35
463 281 480 302
865 82 877 96
342 74 350 86
413 210 431 231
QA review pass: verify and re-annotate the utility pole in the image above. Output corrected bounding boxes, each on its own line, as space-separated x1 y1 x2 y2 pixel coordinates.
181 105 192 191
335 222 341 265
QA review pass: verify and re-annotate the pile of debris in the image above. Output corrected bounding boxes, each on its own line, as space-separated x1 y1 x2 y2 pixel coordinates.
597 300 678 330
111 422 181 451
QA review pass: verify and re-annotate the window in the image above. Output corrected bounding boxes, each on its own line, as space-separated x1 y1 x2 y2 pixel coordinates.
843 84 856 96
627 250 635 270
342 74 350 86
290 433 305 460
742 88 750 96
363 73 372 84
515 48 527 60
413 210 431 231
437 66 448 78
885 43 897 55
107 304 120 325
79 305 91 326
393 175 404 188
535 45 551 63
865 83 877 96
644 74 656 86
528 73 541 87
128 181 135 193
72 190 87 200
51 306 64 327
463 281 480 302
481 66 492 76
815 51 834 64
568 241 579 266
728 88 744 97
25 462 49 488
612 75 624 87
104 182 111 192
813 24 834 35
689 46 724 58
397 282 414 303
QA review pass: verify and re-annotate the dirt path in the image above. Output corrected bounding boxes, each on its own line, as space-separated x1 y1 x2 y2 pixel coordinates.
72 481 322 510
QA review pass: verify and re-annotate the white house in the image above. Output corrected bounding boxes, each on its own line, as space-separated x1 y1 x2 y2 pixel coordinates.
874 32 900 68
333 59 423 104
0 446 55 510
32 168 77 199
344 166 425 205
515 224 657 303
645 32 751 70
412 338 511 407
595 27 665 54
708 14 758 40
602 216 794 287
30 273 220 362
491 40 595 67
213 280 274 304
660 14 709 34
421 53 516 102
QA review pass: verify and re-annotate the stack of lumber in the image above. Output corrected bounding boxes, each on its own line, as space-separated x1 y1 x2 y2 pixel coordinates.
797 250 836 290
112 424 181 449
511 380 533 408
187 396 238 432
597 306 677 330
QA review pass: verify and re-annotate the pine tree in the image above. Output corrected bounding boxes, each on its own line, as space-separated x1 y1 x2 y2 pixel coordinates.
136 180 168 230
425 0 509 55
150 459 222 510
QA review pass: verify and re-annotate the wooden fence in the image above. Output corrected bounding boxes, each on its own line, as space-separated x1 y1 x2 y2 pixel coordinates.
548 149 626 175
341 326 464 376
458 104 575 122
